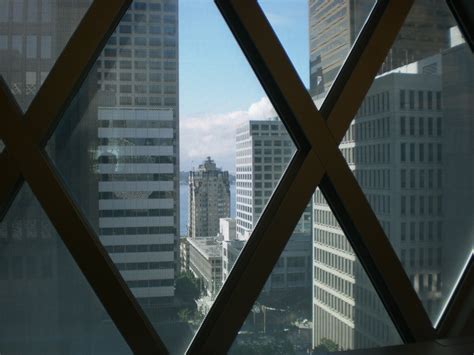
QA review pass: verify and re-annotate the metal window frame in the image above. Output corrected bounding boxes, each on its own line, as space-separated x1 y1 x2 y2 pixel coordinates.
0 0 472 354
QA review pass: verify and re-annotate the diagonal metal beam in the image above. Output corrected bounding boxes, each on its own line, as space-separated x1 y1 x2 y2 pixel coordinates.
188 0 435 353
0 0 132 221
436 254 474 337
187 150 325 354
0 80 168 354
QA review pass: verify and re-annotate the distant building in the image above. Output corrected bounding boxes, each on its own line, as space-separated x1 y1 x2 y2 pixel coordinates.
234 119 312 293
188 157 230 238
187 237 223 297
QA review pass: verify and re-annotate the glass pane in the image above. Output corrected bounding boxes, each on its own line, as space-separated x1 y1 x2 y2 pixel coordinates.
0 0 91 112
0 185 130 354
259 0 375 108
230 191 401 354
46 0 296 353
337 0 474 324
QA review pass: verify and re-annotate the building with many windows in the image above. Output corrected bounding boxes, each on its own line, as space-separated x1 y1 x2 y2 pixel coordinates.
188 157 230 238
95 0 179 310
235 119 312 293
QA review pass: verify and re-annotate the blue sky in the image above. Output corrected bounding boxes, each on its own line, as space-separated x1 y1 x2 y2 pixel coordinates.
179 0 308 173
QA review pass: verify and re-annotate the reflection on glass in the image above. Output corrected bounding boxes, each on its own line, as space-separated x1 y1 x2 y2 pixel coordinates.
0 0 90 111
335 1 473 325
230 190 401 354
0 186 130 354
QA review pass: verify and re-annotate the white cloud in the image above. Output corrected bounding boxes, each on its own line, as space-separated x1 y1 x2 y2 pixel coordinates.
180 97 277 172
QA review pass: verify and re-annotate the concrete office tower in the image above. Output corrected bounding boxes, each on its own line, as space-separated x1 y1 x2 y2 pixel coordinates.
441 39 474 306
309 0 453 98
235 119 312 292
188 157 231 238
95 0 179 310
313 55 446 348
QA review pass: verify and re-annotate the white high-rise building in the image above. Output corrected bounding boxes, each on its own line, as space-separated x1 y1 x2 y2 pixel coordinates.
235 119 312 292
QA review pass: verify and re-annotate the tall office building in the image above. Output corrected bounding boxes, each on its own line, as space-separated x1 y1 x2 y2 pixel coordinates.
235 119 312 292
309 0 453 98
310 1 456 349
95 0 179 309
188 157 230 238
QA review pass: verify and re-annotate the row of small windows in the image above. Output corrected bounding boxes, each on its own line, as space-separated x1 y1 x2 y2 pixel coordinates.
98 59 177 70
357 91 391 117
120 12 176 25
100 226 176 236
315 266 353 299
253 139 293 147
132 2 176 12
104 243 174 253
314 228 353 255
253 148 294 156
352 144 391 165
315 248 353 276
103 36 176 47
98 156 175 164
0 34 51 59
101 71 175 82
118 24 176 36
354 169 391 190
98 120 174 129
99 191 175 200
400 116 442 137
115 261 174 271
400 143 442 163
100 173 175 182
103 46 176 60
0 0 52 23
315 286 353 321
104 84 176 94
400 169 443 189
400 220 443 242
314 208 340 229
99 208 174 218
400 247 443 269
400 195 443 216
115 96 177 107
346 117 391 143
400 90 442 111
127 278 174 288
0 255 52 280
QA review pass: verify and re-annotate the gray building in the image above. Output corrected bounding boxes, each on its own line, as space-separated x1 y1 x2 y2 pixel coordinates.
95 0 179 310
188 157 230 238
187 236 223 297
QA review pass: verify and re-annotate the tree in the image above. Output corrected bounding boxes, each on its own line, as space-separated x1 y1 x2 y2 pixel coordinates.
175 271 200 304
313 338 339 354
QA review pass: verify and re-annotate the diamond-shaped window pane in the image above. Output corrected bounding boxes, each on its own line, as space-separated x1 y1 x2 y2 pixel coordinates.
0 0 91 112
338 0 474 325
229 190 402 353
258 0 375 108
46 0 297 353
0 185 130 354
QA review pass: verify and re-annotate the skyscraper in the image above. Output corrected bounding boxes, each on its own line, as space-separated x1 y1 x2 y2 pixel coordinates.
188 157 230 238
310 1 456 349
95 0 179 310
235 118 312 292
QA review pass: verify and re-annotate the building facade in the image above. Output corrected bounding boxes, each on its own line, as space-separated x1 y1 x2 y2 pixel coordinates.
95 0 180 310
235 119 312 292
309 0 453 99
188 157 230 238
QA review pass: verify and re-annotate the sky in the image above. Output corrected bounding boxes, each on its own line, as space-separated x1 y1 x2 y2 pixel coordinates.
179 0 308 173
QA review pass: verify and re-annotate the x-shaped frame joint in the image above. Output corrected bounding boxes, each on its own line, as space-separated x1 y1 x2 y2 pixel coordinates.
0 1 167 353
